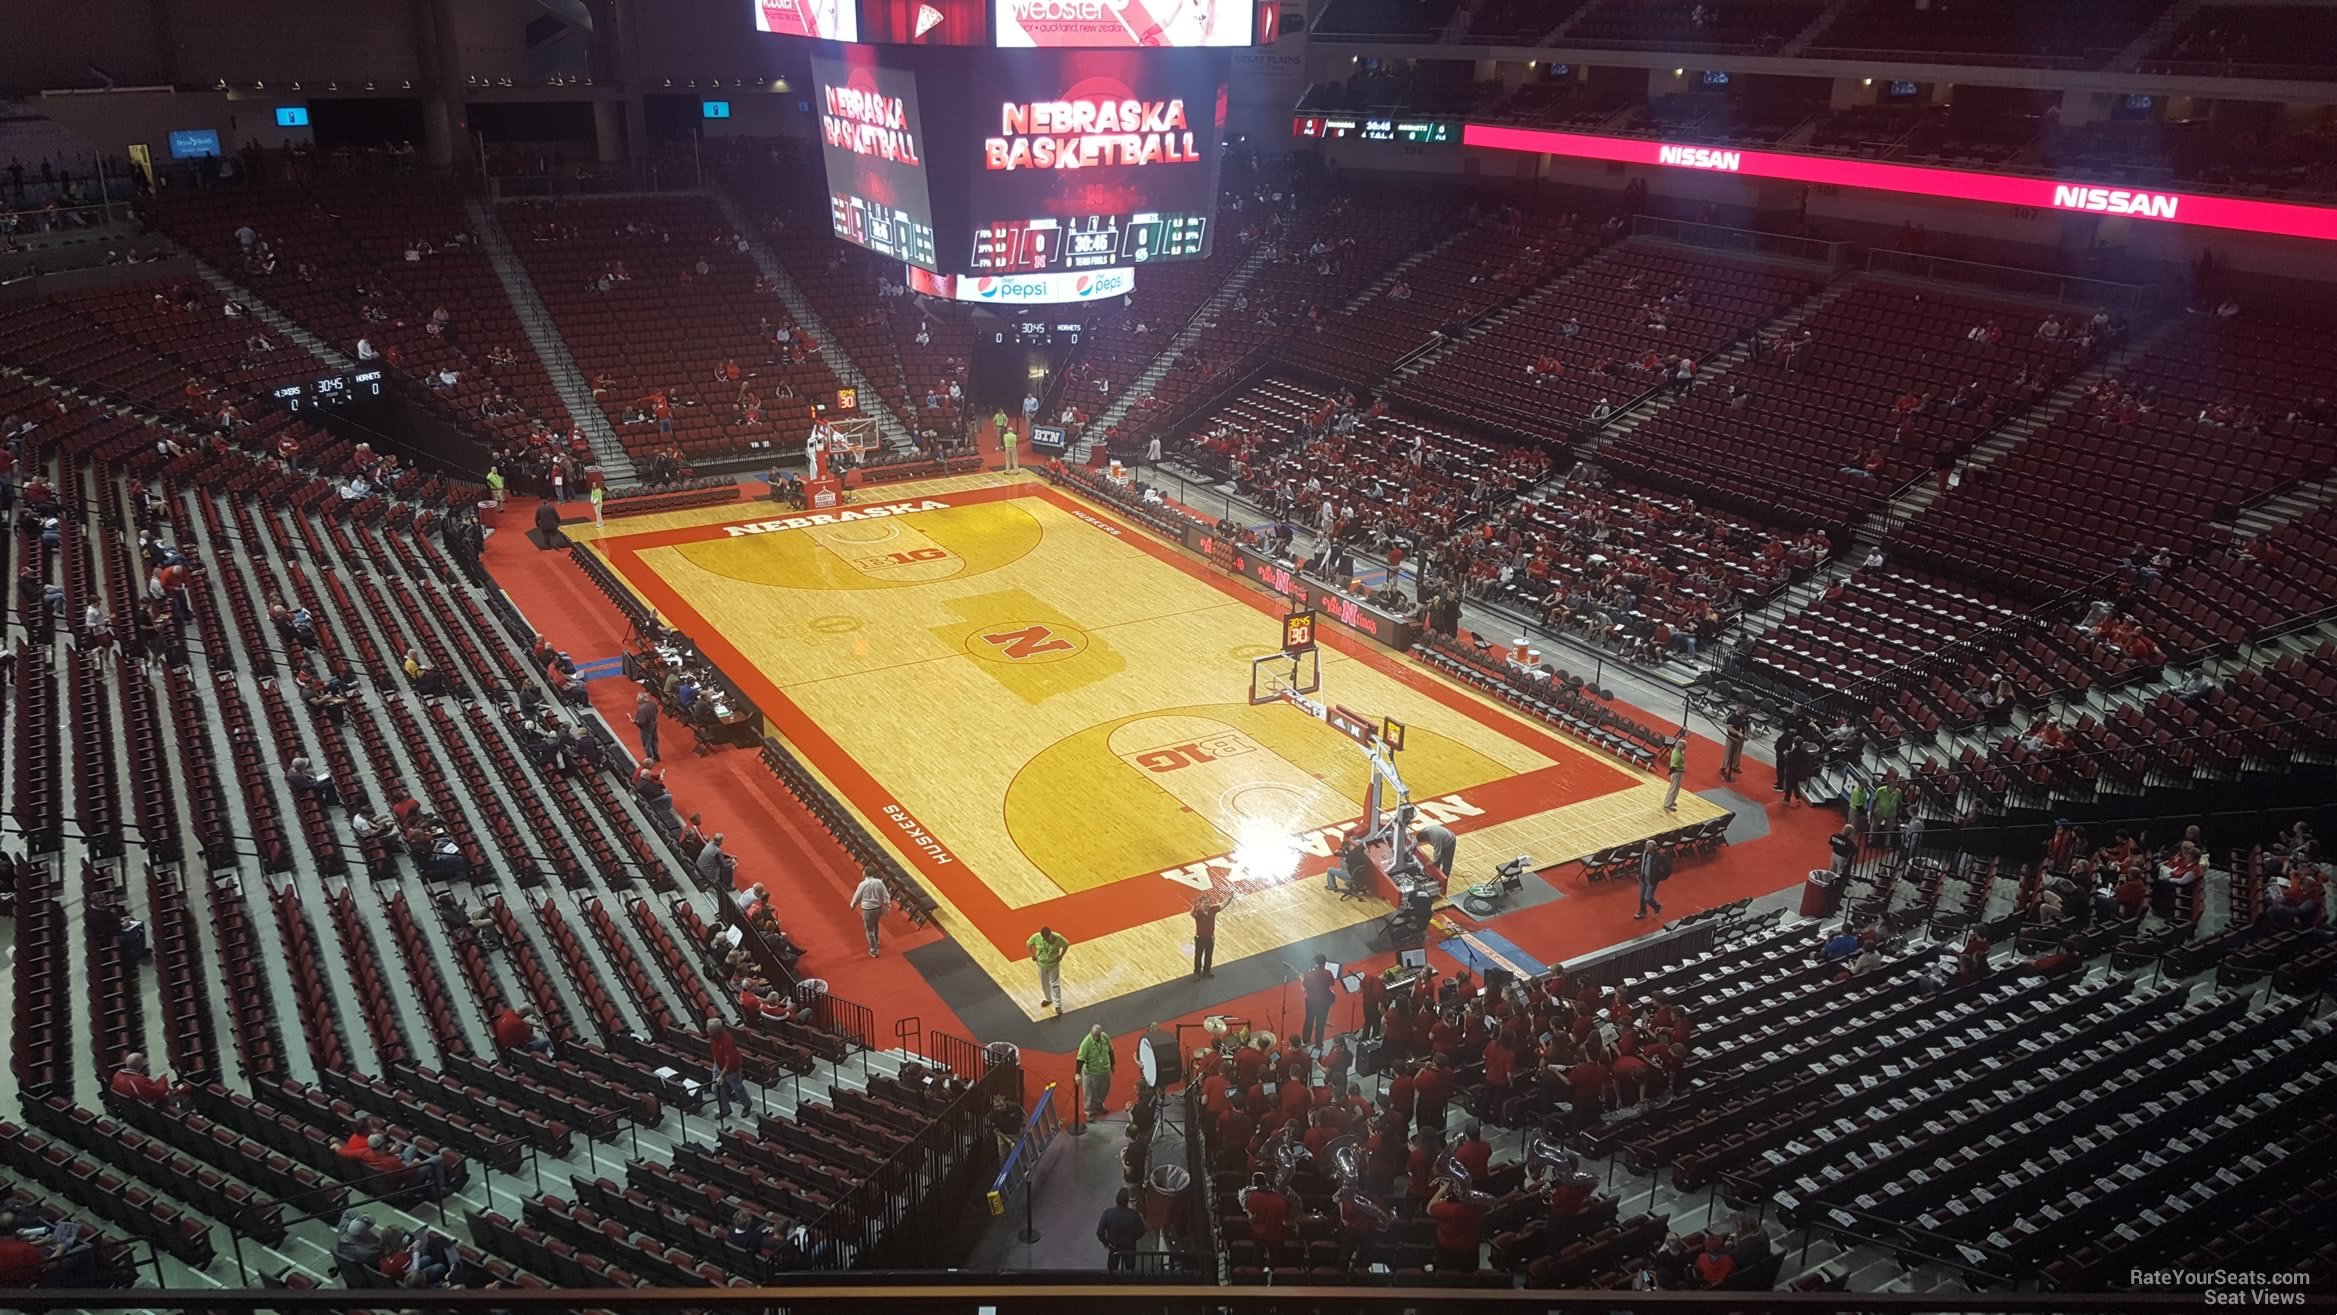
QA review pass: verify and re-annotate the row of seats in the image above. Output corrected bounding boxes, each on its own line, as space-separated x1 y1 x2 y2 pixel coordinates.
1400 244 1825 451
500 195 840 462
1186 375 1552 546
1603 279 2088 536
151 181 563 449
0 1122 206 1273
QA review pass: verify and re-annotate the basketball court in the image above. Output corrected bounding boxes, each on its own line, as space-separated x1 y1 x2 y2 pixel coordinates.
574 472 1727 1019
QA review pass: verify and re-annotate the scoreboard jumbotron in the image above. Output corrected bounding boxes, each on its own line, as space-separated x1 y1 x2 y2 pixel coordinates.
969 212 1208 273
775 2 1237 302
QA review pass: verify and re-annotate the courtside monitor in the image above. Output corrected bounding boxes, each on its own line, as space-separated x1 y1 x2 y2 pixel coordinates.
273 106 309 127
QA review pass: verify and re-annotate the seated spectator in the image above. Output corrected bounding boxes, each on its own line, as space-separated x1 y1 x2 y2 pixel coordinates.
108 1051 186 1105
492 1006 552 1057
284 755 341 807
403 650 448 696
696 833 737 888
0 1211 98 1287
332 1214 384 1285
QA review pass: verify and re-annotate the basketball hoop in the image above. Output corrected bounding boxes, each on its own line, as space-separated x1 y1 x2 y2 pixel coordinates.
1247 648 1319 706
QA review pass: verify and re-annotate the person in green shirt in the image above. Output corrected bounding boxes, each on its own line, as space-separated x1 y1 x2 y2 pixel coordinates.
1028 925 1070 1013
1076 1023 1114 1119
1871 779 1903 837
1662 735 1688 811
485 465 506 508
588 481 605 527
992 409 1015 470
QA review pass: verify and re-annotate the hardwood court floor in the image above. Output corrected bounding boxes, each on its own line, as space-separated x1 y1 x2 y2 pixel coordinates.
578 474 1727 1019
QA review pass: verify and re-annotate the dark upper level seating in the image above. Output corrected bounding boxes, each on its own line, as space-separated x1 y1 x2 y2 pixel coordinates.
1804 0 2171 66
2145 3 2337 78
1563 0 1830 53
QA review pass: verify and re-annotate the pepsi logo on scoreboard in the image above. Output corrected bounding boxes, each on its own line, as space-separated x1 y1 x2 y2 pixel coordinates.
907 266 1136 303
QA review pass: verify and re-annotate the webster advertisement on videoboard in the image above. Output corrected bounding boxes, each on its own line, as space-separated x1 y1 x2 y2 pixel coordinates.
994 0 1255 47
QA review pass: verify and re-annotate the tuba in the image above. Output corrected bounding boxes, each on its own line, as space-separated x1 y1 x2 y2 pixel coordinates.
1323 1135 1395 1229
1269 1128 1311 1189
1521 1131 1579 1180
1432 1151 1499 1205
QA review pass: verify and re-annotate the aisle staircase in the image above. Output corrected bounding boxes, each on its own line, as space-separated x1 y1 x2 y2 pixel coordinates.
462 198 637 485
708 188 914 449
1074 241 1276 460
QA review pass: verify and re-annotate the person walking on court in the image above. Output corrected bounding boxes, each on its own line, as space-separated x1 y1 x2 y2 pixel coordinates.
1721 706 1749 781
485 464 506 508
992 408 1013 469
707 1018 750 1122
1190 892 1221 977
589 480 605 527
631 691 660 763
849 869 888 958
1662 734 1688 811
1301 954 1338 1050
1077 1023 1115 1119
1029 925 1070 1012
1636 843 1669 920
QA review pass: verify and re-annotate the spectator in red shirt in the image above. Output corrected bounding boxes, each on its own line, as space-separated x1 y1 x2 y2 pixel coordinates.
1482 1033 1515 1093
0 1212 97 1286
1428 1011 1461 1058
1301 954 1337 1048
1452 1123 1492 1184
1405 1133 1440 1214
1322 1036 1351 1095
1566 1043 1612 1130
108 1052 184 1106
708 1018 749 1121
1385 1061 1418 1132
492 1007 550 1057
1233 1038 1268 1087
1426 1179 1484 1271
1692 1231 1738 1286
1413 1055 1455 1134
1242 1173 1292 1252
1359 972 1387 1042
1278 1073 1311 1119
356 1132 450 1201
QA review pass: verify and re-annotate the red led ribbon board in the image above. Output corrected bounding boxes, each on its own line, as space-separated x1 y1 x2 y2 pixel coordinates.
1462 123 2337 244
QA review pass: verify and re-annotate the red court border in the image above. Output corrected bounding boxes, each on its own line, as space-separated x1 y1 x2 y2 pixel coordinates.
594 482 1640 959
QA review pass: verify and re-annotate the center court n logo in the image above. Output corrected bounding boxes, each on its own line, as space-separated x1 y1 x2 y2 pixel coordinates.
981 624 1077 660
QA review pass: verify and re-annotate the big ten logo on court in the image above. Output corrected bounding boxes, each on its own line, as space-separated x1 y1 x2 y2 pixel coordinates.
845 546 950 571
1132 733 1257 774
965 621 1089 664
